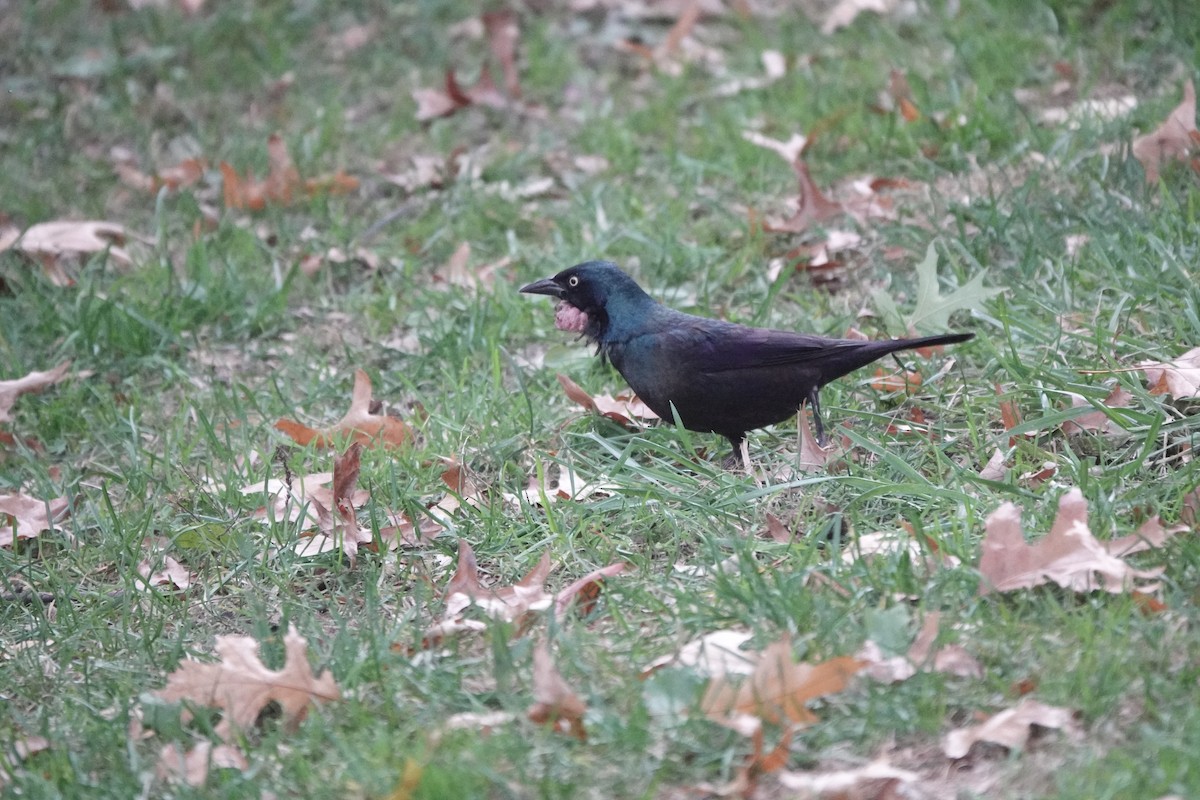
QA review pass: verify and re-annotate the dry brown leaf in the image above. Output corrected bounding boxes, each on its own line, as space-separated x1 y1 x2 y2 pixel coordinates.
702 638 862 732
154 624 340 742
978 488 1183 595
222 134 356 210
156 741 248 787
412 12 529 121
859 612 983 684
0 492 70 548
275 369 410 449
763 160 845 234
0 735 51 788
432 242 511 291
291 443 374 565
795 406 850 474
1139 346 1200 398
942 698 1079 759
1133 79 1197 184
978 448 1008 481
441 541 553 625
1062 386 1133 437
504 461 619 506
136 554 192 592
643 629 757 679
556 373 660 426
527 640 587 740
742 130 808 163
0 362 72 425
553 561 629 620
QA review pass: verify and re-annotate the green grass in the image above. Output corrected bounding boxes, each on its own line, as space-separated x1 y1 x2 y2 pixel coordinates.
3 1 1200 797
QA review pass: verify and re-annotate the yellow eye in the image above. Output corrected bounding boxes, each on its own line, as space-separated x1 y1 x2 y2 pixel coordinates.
568 276 580 287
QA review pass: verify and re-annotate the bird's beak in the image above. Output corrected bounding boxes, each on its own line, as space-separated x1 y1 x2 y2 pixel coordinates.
519 277 564 298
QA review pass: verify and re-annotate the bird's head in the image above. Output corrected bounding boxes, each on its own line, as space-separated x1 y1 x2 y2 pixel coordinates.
520 260 654 340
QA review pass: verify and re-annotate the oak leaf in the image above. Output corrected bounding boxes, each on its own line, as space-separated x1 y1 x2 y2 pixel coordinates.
291 443 374 565
2 221 146 285
154 624 340 742
978 488 1183 595
275 369 410 449
156 741 247 787
556 373 660 427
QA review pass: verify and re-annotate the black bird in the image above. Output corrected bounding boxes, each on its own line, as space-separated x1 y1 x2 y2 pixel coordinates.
520 260 974 464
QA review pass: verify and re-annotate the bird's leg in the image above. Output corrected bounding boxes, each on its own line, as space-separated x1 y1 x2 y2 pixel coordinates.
807 388 827 446
720 436 747 471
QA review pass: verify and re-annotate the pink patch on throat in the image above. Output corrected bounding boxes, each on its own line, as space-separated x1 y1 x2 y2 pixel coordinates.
554 302 589 333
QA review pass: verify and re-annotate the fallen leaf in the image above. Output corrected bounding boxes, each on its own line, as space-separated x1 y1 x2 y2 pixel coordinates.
1138 346 1200 398
978 488 1184 595
858 612 983 683
136 554 192 592
702 638 862 731
441 541 553 626
291 443 374 565
432 242 511 291
553 561 629 620
1132 79 1196 184
0 362 72 425
873 242 1001 336
527 640 587 740
794 406 850 474
642 629 757 678
504 461 619 506
763 160 845 233
3 221 145 284
942 698 1079 758
978 448 1008 481
742 130 808 163
412 12 532 121
0 492 71 548
1062 386 1133 438
275 369 410 449
222 134 356 210
154 624 340 742
556 373 660 426
869 367 922 393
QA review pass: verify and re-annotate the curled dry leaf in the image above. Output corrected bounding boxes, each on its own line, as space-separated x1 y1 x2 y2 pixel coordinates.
858 612 983 684
432 242 511 291
978 488 1184 595
504 460 618 506
275 369 410 449
153 624 340 743
291 443 374 565
3 221 147 284
1139 346 1200 398
0 362 73 425
1132 79 1197 184
763 160 845 234
642 629 757 679
440 541 553 626
553 561 629 620
701 638 863 733
0 492 71 548
136 554 192 592
527 640 587 740
556 373 660 426
942 698 1079 759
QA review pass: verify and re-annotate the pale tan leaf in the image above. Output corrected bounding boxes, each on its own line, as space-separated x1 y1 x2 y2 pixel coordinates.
1138 346 1200 399
1062 386 1133 437
642 629 757 678
156 742 247 787
0 492 71 548
0 362 73 424
942 698 1079 758
1132 79 1197 184
777 760 921 796
154 624 340 742
978 488 1180 595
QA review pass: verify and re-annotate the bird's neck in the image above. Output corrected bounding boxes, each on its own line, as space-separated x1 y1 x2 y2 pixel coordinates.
589 291 661 344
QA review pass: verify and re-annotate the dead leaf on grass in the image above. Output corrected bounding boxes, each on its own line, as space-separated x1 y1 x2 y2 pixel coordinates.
642 629 757 678
701 638 862 733
432 242 511 291
821 0 897 35
0 492 71 548
1061 386 1133 438
858 612 983 683
527 640 587 740
221 134 357 210
1132 79 1197 184
1139 346 1200 398
556 373 660 427
0 362 73 425
154 624 340 743
3 221 147 284
942 697 1079 759
776 760 921 796
291 442 374 565
978 488 1184 595
275 369 411 449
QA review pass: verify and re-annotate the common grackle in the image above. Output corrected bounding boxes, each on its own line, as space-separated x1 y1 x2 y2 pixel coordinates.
521 260 974 464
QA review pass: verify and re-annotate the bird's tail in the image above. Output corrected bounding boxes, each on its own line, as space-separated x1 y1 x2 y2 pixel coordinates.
889 332 975 351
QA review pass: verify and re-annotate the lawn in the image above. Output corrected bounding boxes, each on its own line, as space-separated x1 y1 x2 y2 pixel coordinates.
2 1 1200 798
